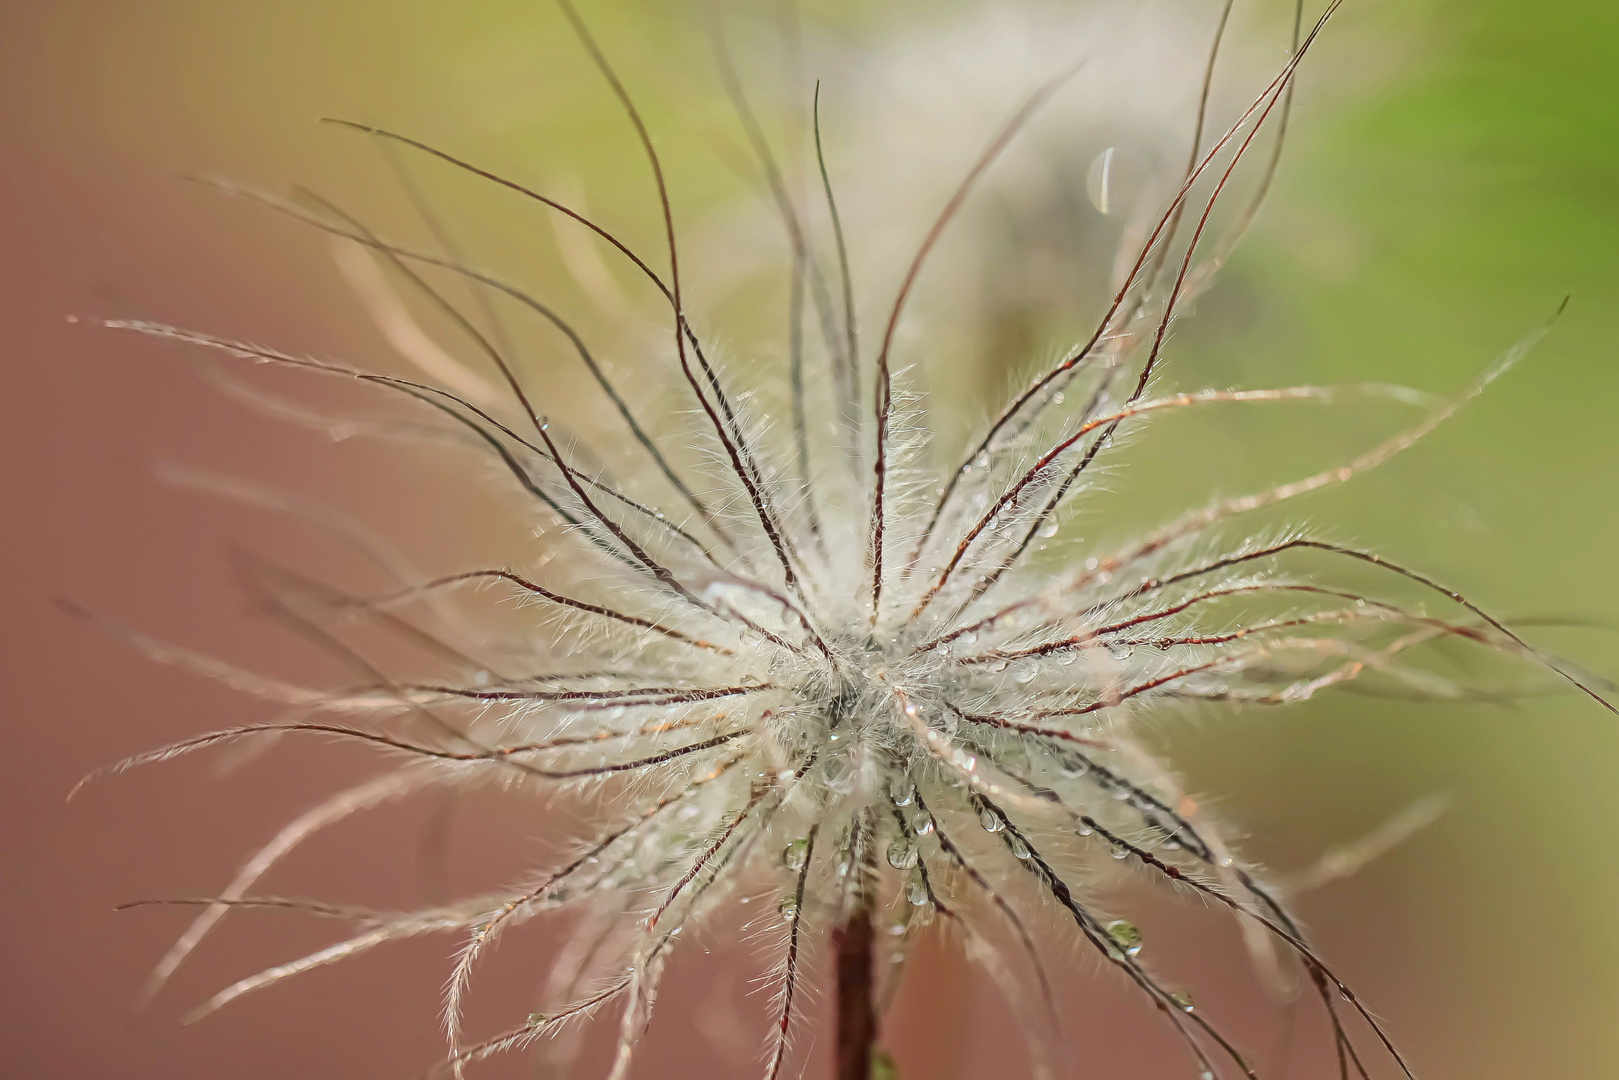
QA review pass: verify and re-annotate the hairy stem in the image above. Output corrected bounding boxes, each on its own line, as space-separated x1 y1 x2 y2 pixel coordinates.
834 891 879 1080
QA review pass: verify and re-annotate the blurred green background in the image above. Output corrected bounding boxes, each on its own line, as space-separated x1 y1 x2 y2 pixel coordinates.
4 1 1616 1078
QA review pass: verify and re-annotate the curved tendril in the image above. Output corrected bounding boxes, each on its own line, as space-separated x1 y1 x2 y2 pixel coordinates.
555 0 809 607
869 63 1083 624
764 822 820 1080
914 3 1341 566
813 82 862 464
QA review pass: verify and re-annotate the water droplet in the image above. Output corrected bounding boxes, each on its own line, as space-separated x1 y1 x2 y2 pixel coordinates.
1008 834 1030 859
935 642 952 658
911 810 934 835
974 451 992 469
1051 391 1066 406
1171 990 1195 1013
1107 641 1134 661
979 809 1003 833
957 630 978 647
1076 821 1094 837
887 838 919 870
527 1011 548 1027
906 871 930 906
778 895 799 920
890 779 915 807
1013 664 1036 685
1038 519 1060 538
1110 844 1130 860
1106 919 1143 957
1086 147 1118 214
988 659 1009 673
782 838 809 871
1060 758 1089 778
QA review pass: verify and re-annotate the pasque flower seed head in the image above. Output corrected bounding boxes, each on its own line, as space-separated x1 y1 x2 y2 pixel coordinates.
81 2 1614 1078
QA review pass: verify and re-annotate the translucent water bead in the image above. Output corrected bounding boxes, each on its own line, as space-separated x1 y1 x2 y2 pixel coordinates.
1105 919 1143 957
906 871 930 906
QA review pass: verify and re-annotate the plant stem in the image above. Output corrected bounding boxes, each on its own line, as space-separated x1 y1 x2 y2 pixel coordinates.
833 891 878 1080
